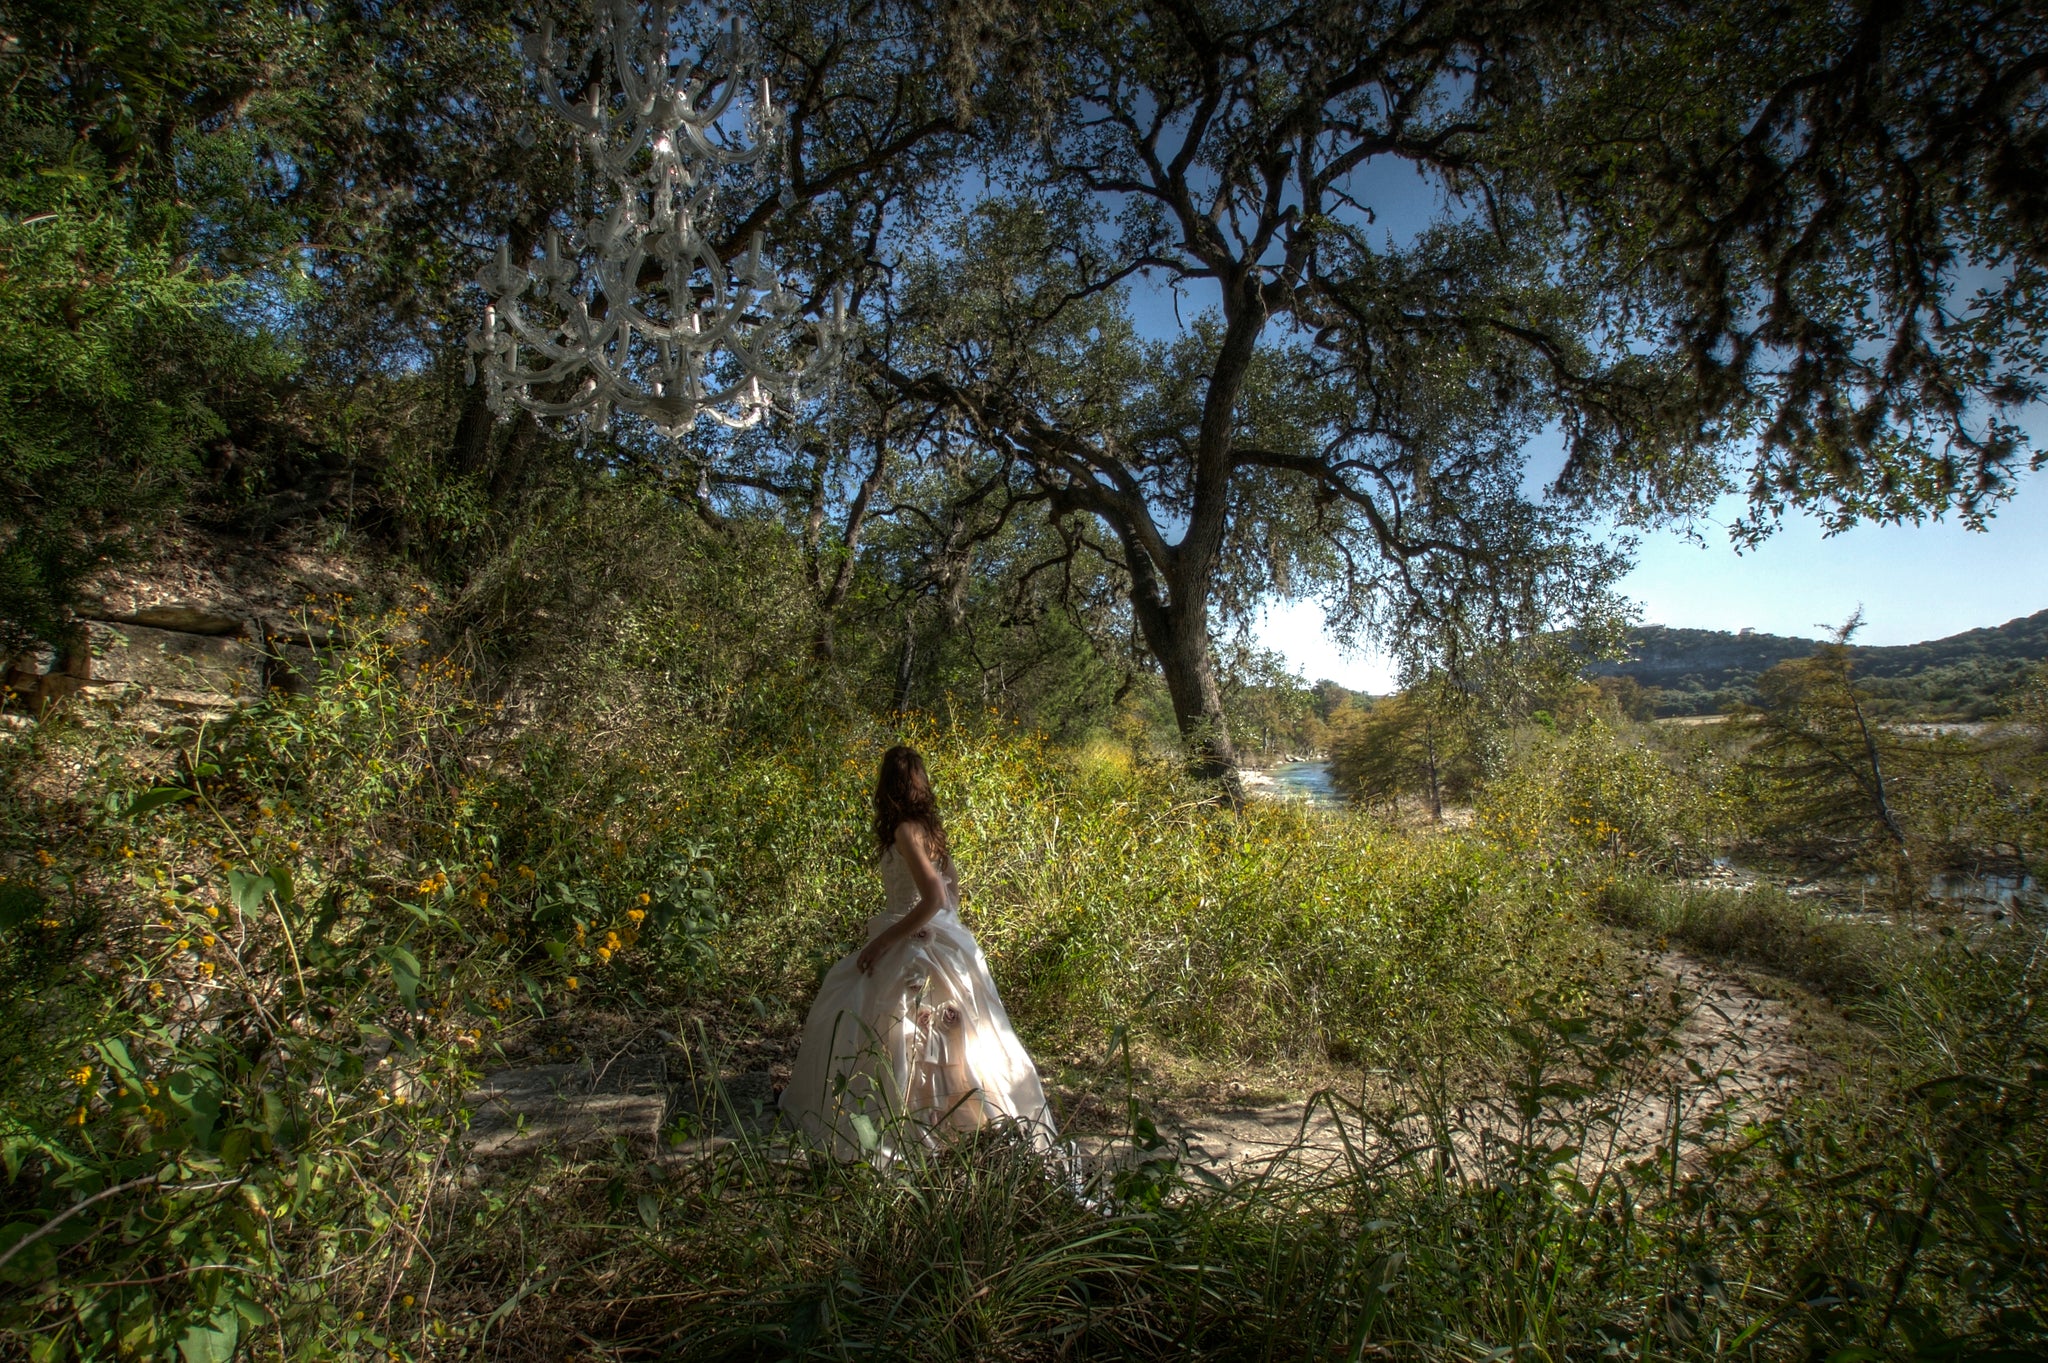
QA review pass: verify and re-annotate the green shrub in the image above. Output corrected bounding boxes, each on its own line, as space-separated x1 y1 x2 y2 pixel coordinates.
1480 716 1726 883
0 603 723 1356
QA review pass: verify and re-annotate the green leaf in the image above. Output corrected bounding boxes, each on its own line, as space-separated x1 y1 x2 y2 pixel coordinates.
94 1038 141 1086
228 869 275 918
218 1126 251 1171
175 1308 239 1363
263 863 294 910
262 1092 286 1138
637 1192 660 1231
116 1289 160 1356
0 1221 57 1285
385 945 423 1010
127 786 193 817
0 882 47 933
848 1113 879 1153
164 1068 223 1143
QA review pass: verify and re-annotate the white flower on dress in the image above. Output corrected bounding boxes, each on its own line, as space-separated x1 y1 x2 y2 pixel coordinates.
936 1001 964 1030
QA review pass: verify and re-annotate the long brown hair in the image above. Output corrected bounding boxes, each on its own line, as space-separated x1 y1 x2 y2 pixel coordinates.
872 745 950 864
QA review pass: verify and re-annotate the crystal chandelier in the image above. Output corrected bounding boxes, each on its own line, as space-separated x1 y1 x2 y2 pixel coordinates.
467 0 846 438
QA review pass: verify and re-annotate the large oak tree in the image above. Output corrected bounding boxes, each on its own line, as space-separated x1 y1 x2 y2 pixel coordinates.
872 0 2045 788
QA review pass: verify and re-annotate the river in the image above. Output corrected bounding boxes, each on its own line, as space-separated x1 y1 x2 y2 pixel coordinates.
1245 759 1345 809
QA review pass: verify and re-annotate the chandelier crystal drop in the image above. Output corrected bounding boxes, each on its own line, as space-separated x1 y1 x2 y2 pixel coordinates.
467 0 846 439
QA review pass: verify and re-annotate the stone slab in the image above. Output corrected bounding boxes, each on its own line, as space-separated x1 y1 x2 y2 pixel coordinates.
466 1058 670 1158
80 621 259 701
89 605 246 636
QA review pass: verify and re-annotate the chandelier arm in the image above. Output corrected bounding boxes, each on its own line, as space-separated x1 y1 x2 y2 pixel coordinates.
531 35 604 134
493 302 611 365
674 124 771 166
607 0 659 122
679 55 748 131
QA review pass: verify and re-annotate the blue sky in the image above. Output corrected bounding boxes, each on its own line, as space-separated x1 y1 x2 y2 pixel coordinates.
1257 471 2048 693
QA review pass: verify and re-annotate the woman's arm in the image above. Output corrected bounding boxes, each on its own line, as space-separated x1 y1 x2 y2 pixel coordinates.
855 823 950 974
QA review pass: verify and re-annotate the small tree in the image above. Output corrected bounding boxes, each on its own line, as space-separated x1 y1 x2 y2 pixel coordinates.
1328 681 1473 820
1739 612 1914 886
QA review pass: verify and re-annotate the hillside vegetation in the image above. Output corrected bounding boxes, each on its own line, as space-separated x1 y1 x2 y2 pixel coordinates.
4 592 2045 1359
1590 612 2048 718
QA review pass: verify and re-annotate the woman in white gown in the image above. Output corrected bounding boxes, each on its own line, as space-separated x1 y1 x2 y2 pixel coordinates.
780 746 1056 1160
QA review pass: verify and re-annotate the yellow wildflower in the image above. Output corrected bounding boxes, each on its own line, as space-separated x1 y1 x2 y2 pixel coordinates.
565 977 579 990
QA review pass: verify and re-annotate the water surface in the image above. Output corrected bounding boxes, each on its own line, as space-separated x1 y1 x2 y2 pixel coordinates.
1264 760 1345 809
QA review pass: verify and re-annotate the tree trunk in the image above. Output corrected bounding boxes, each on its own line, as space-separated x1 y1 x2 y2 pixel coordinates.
1133 588 1242 801
1424 728 1443 822
892 604 917 716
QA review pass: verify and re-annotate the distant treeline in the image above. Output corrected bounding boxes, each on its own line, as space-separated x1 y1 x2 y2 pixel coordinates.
1586 610 2048 718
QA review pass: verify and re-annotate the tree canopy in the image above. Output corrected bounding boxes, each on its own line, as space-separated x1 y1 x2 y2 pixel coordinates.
1 0 2041 783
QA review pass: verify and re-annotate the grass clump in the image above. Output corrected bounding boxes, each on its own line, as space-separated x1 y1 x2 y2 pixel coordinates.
1595 878 1904 998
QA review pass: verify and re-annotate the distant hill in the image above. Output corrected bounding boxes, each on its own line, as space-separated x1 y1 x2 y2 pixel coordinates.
1590 609 2048 718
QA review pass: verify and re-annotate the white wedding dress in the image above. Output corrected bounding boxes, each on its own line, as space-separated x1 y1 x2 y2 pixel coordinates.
780 845 1056 1160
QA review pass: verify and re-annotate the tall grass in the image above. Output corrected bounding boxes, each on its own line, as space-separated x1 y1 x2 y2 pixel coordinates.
3 615 2043 1359
1595 878 1904 998
364 940 2048 1360
694 726 1585 1067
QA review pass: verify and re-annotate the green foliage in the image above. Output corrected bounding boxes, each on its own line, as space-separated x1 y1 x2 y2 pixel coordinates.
1328 685 1477 817
1479 715 1726 880
1737 623 1915 878
1214 640 1321 761
0 0 310 652
340 941 2048 1361
0 149 211 651
5 602 2048 1358
0 604 726 1355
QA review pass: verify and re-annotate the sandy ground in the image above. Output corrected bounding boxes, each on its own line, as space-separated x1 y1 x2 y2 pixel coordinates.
1122 946 1817 1180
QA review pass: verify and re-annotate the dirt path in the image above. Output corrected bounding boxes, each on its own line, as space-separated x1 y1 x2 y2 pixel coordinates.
1138 948 1821 1179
